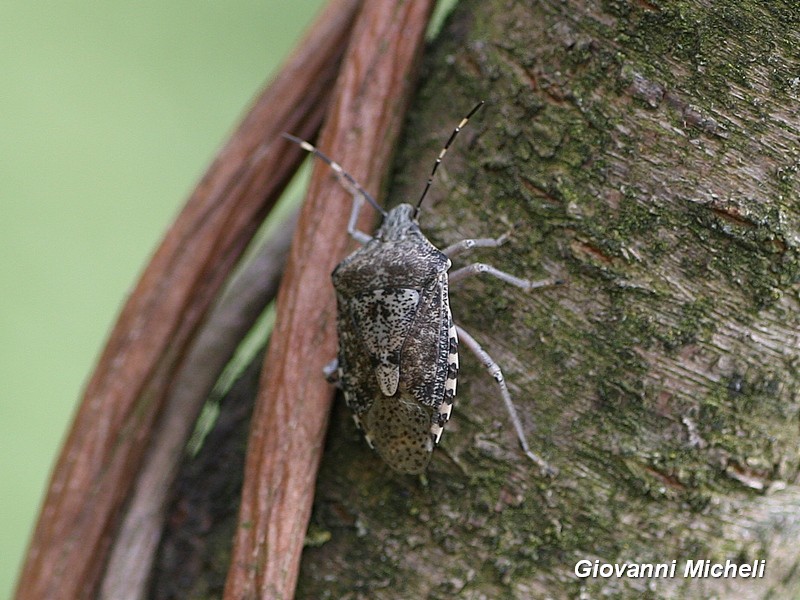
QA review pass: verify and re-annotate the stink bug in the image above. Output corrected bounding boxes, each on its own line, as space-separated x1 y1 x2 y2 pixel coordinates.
284 102 559 475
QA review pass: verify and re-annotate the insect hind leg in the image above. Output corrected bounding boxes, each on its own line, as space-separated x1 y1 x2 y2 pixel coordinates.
455 324 556 476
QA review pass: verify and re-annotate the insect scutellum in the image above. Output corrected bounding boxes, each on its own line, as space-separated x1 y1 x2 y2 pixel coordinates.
283 102 558 475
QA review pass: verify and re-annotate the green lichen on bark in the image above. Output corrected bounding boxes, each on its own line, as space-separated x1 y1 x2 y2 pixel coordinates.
298 0 800 598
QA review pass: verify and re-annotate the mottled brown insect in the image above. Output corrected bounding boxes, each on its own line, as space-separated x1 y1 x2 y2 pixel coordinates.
284 102 558 474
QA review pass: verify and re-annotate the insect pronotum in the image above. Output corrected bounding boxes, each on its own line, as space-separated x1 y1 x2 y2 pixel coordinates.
283 102 559 475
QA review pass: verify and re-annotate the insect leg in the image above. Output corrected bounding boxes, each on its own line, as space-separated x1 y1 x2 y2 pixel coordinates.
442 232 511 258
345 195 373 245
323 358 340 384
455 324 556 476
450 263 561 290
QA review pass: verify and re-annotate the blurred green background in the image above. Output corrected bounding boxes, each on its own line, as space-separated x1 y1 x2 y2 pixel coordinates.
0 0 325 595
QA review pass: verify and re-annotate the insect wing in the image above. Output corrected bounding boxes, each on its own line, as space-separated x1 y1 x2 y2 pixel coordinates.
349 288 421 396
395 273 452 411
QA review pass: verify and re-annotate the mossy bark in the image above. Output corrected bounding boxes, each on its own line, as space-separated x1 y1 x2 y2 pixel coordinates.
297 1 800 598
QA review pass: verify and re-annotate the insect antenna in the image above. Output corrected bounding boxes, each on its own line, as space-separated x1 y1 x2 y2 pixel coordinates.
414 100 484 217
282 133 388 218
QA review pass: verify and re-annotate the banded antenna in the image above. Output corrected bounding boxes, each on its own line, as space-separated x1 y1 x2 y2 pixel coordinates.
415 100 485 216
282 133 388 218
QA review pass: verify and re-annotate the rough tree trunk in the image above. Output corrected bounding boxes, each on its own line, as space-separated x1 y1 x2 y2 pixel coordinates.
156 0 800 598
297 0 800 598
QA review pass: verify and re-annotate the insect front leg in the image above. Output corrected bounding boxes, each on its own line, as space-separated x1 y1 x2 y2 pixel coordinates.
455 324 556 476
449 263 561 291
444 230 562 290
441 232 511 258
346 194 373 245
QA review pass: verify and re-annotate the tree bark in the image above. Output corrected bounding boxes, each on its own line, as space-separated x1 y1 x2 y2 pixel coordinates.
293 0 800 598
